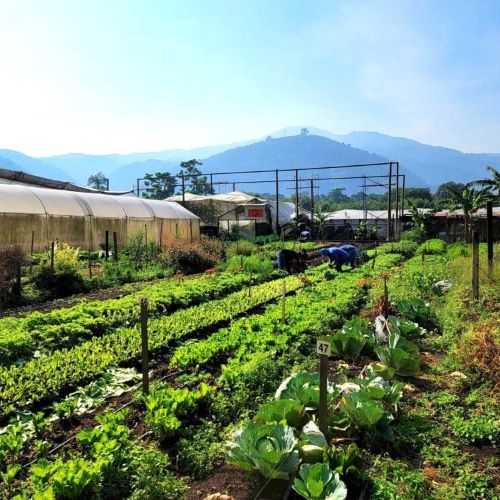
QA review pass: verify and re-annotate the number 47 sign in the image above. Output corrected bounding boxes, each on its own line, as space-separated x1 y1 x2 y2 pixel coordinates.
316 339 331 356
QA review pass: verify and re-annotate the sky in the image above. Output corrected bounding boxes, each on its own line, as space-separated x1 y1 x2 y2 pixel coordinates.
0 0 499 156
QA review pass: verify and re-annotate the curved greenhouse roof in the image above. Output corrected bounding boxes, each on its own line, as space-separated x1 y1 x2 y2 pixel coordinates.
0 184 199 220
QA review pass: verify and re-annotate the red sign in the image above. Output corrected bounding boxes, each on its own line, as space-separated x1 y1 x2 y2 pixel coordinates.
247 207 264 218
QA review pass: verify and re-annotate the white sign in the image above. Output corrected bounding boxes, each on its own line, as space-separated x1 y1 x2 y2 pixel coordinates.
316 339 331 356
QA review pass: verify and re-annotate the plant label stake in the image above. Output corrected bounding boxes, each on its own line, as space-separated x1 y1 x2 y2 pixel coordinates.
140 298 150 395
472 231 479 299
281 279 286 324
316 338 330 435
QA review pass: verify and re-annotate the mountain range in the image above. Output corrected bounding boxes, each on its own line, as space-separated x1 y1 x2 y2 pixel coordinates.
0 127 497 194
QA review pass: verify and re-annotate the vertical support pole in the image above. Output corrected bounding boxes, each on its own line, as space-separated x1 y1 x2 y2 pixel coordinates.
395 163 400 239
88 249 92 278
210 174 213 194
189 219 193 241
140 298 150 395
401 175 406 227
295 169 299 227
318 353 328 435
310 178 315 239
387 162 393 241
486 201 494 276
50 241 55 272
106 178 110 191
113 231 119 261
136 178 140 197
30 230 35 256
181 174 186 205
105 230 109 261
275 169 280 236
144 224 148 246
281 279 286 324
232 182 236 191
472 231 479 299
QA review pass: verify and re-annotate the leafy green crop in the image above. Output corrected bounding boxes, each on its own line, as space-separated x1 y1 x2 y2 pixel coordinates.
293 463 347 500
226 423 299 480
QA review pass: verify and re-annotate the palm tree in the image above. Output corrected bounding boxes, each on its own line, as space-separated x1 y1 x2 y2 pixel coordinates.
407 200 435 235
447 186 492 242
467 165 500 198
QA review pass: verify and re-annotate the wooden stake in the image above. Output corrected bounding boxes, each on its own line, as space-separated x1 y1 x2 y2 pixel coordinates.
88 249 92 278
281 279 286 324
50 242 55 272
113 231 119 262
140 298 150 395
105 231 109 261
472 231 479 299
318 351 329 435
486 201 494 276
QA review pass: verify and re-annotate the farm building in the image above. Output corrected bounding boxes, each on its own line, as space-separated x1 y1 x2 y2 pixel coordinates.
0 184 200 252
165 191 311 237
166 191 272 236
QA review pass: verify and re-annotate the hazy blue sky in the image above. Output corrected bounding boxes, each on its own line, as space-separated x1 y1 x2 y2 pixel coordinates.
1 0 499 156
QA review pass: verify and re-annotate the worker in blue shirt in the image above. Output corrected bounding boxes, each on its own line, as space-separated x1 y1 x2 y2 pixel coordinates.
339 244 359 267
320 245 357 272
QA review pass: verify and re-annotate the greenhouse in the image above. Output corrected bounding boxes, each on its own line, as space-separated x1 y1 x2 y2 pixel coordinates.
0 184 200 251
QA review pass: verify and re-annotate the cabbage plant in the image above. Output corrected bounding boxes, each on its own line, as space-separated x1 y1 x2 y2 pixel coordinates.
293 463 347 500
226 423 299 480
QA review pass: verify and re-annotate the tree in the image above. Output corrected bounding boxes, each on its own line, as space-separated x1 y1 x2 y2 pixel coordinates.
468 165 500 198
448 186 492 242
143 172 176 199
88 172 108 190
407 200 435 235
178 159 214 195
435 182 465 205
404 187 433 202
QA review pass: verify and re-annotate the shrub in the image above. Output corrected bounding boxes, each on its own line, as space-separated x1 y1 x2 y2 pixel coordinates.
226 240 258 257
199 236 226 262
378 241 418 258
224 254 273 275
101 261 138 286
121 230 161 269
446 242 471 259
163 240 218 274
34 243 87 298
400 228 423 243
416 239 447 255
0 245 27 302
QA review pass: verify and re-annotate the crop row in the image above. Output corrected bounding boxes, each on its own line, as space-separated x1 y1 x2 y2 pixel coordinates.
0 269 283 366
0 274 314 419
1 252 406 497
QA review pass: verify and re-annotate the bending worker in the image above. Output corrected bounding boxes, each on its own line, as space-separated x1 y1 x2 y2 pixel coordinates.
277 248 307 273
320 245 358 272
